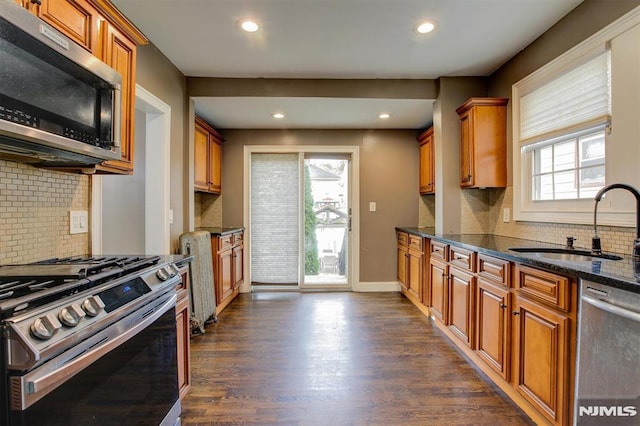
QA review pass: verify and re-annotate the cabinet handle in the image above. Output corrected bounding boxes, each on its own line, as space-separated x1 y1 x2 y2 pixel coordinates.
31 0 41 4
513 311 520 316
500 304 507 309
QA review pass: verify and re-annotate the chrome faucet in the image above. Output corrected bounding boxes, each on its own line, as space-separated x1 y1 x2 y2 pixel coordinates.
592 183 640 262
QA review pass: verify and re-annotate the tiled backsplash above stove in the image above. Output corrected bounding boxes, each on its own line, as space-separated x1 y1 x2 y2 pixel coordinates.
0 159 90 264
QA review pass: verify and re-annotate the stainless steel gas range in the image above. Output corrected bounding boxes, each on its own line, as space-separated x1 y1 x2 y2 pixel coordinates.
0 255 184 426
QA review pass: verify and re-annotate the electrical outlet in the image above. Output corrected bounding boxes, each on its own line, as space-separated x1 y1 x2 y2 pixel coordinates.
503 208 510 223
70 210 89 234
369 202 377 212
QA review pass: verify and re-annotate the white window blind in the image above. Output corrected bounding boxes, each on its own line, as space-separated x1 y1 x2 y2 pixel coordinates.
250 153 299 284
520 51 611 143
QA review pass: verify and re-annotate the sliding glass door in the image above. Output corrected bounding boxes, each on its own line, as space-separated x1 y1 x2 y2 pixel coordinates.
249 152 351 290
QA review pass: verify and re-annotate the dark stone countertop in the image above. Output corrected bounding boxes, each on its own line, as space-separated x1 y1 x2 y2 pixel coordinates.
396 226 640 294
197 226 244 236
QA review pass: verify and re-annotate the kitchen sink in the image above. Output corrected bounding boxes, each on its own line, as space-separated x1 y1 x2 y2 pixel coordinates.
508 247 623 262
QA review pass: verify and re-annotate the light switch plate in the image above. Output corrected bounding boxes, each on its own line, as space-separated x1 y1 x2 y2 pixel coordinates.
503 208 510 223
70 210 89 234
369 202 377 212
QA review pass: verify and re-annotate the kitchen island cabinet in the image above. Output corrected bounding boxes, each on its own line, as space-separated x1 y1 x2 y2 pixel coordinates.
15 0 147 175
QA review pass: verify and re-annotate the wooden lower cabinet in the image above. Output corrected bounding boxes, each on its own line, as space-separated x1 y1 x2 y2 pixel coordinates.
211 230 244 315
408 233 577 425
407 247 423 302
513 294 570 425
476 278 510 380
175 268 191 400
448 266 475 348
397 244 408 291
428 258 448 323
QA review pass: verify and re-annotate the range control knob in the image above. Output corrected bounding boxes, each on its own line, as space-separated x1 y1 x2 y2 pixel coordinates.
81 296 105 317
156 267 170 281
30 314 62 340
58 304 86 327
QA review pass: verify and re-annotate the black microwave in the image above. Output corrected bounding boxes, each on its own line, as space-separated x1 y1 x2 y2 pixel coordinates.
0 0 121 166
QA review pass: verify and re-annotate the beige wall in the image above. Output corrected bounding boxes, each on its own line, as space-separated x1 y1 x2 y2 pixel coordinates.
216 129 419 283
0 160 89 264
480 0 640 254
135 43 188 252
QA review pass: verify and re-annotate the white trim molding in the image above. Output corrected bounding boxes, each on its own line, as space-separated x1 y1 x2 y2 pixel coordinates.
354 281 401 292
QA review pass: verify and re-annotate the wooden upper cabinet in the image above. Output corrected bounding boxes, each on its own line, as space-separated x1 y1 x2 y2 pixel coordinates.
194 116 223 194
456 98 508 188
33 0 100 53
95 21 136 174
418 127 434 194
19 0 148 175
194 122 210 191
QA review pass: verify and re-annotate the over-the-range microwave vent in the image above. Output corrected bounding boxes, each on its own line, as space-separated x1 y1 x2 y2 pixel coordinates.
0 134 107 168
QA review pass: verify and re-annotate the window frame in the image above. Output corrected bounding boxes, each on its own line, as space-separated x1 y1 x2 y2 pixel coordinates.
511 7 640 227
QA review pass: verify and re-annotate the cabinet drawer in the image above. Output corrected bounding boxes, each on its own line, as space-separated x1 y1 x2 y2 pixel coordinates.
449 246 476 272
397 232 409 247
408 235 423 252
477 254 510 287
430 240 448 262
218 235 233 251
233 232 244 246
515 265 571 311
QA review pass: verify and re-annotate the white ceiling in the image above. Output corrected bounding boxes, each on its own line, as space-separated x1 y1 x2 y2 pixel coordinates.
114 0 583 129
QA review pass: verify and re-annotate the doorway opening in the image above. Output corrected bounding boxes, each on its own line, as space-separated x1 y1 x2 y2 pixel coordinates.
245 146 359 292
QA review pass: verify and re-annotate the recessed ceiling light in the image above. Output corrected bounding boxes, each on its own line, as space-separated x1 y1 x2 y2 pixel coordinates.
378 113 391 119
416 21 437 34
272 113 285 119
238 19 259 33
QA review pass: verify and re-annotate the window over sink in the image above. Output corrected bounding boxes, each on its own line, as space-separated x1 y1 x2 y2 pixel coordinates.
512 7 640 227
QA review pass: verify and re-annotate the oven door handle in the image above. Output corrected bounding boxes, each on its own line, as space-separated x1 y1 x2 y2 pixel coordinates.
11 292 177 411
582 294 640 323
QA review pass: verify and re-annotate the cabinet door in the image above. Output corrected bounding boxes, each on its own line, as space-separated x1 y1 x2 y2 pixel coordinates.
428 258 448 324
459 109 474 187
175 292 191 400
218 249 234 303
407 250 422 302
232 244 243 290
513 295 569 425
476 279 510 380
397 245 408 291
448 266 475 347
34 0 99 53
419 128 434 194
98 21 136 174
194 123 209 191
208 137 222 193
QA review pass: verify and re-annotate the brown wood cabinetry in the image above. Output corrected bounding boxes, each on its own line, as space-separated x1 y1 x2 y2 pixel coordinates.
448 266 475 348
407 233 577 425
211 230 243 315
418 127 434 194
176 267 191 400
456 98 508 188
32 0 100 52
397 232 426 307
513 265 575 426
16 0 147 175
194 116 223 194
476 278 511 380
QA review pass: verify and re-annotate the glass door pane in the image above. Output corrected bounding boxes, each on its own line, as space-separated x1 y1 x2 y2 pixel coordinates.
302 157 349 287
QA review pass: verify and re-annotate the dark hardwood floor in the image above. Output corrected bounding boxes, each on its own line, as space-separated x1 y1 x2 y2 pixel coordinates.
181 292 534 425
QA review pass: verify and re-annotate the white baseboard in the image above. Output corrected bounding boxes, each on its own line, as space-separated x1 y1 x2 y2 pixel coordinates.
353 281 401 292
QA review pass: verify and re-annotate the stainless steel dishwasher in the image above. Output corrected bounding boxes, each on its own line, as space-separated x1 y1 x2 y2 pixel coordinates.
575 280 640 425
